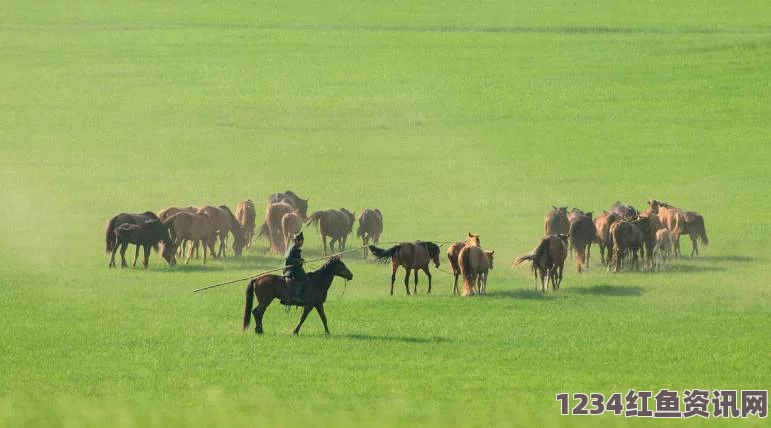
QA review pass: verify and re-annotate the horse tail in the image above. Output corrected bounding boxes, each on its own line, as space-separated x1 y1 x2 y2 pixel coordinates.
512 253 535 267
242 279 256 332
695 216 709 246
356 220 364 239
306 211 323 230
105 215 118 252
368 244 399 263
256 221 269 241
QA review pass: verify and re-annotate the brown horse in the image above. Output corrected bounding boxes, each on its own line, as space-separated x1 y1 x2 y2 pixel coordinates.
682 210 709 256
197 205 246 258
567 208 584 256
459 246 494 296
281 211 303 251
356 209 383 257
447 233 481 295
370 241 441 295
263 201 295 253
242 257 353 336
235 199 256 249
611 201 639 220
610 216 652 272
593 211 619 265
647 200 685 258
306 209 356 255
109 220 176 269
545 206 569 236
513 234 568 292
161 211 216 264
158 206 199 257
257 191 310 245
569 211 596 273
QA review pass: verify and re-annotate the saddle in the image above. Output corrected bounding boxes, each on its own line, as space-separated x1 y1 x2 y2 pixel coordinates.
280 276 306 306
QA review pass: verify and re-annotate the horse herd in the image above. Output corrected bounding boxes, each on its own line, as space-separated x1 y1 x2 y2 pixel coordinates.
104 193 708 296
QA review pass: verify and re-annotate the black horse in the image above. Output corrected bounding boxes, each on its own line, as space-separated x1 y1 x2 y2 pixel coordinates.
105 211 161 253
109 220 176 268
243 257 353 336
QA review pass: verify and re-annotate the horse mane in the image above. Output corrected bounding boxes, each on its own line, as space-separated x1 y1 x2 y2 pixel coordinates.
308 257 341 279
218 205 244 238
416 241 440 258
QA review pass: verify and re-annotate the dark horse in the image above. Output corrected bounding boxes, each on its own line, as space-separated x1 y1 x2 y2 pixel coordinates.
109 220 176 268
105 211 160 253
369 241 441 295
242 257 353 336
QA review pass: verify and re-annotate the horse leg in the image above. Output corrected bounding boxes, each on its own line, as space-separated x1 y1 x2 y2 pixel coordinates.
143 244 151 269
315 304 331 337
452 273 459 295
132 244 141 267
252 302 270 334
292 305 314 336
403 268 411 295
322 235 328 256
119 242 129 268
413 269 419 294
586 242 592 271
423 267 432 294
390 265 397 296
185 240 195 264
109 244 119 268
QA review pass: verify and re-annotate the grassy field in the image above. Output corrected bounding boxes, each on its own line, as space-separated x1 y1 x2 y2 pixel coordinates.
1 1 770 426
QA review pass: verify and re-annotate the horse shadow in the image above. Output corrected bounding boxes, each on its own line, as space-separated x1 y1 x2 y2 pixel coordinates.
340 334 451 344
694 255 759 263
485 289 555 300
569 284 645 297
654 263 724 274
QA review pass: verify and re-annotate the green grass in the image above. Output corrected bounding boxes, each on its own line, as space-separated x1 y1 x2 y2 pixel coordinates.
1 1 770 426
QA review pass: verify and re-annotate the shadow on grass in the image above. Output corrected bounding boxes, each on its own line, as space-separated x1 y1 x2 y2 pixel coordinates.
570 284 645 297
340 334 451 344
692 255 760 263
485 289 555 300
653 263 724 274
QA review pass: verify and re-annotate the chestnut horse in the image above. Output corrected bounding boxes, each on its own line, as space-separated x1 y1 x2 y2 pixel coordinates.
281 211 303 251
609 216 652 272
544 206 569 236
447 233 481 295
235 199 256 249
242 257 353 336
647 200 685 258
459 246 494 296
569 211 596 273
356 209 383 257
369 241 441 295
161 211 216 264
264 201 295 254
197 205 246 258
594 211 619 265
513 234 568 292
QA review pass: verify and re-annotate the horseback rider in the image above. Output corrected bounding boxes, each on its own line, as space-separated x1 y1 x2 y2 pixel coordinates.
284 231 308 304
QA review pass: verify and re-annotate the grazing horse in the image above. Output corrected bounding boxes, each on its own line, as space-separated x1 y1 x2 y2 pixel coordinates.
197 205 246 258
157 206 199 257
109 221 176 269
682 210 709 257
369 241 441 295
281 211 303 251
447 233 481 295
610 216 652 272
459 246 494 296
544 206 569 236
647 200 685 258
264 202 295 254
235 199 256 249
242 257 353 336
569 212 596 273
105 211 160 254
356 209 383 257
653 229 674 269
594 211 619 265
513 234 568 292
162 211 216 264
306 209 356 255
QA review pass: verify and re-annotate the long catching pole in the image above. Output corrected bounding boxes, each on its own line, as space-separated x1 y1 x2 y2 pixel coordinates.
192 245 369 293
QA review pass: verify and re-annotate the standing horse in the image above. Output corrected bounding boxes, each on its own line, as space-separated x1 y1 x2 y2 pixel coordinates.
447 233 481 295
512 234 568 292
594 211 619 265
569 212 596 273
242 257 353 336
162 211 216 264
281 211 303 251
682 210 709 257
544 206 569 236
235 199 256 249
567 208 584 256
356 209 383 257
109 220 176 269
611 201 639 220
105 211 160 254
610 216 651 272
197 205 246 258
257 191 310 245
459 246 494 296
306 209 356 255
264 201 295 254
369 241 441 295
653 229 674 269
158 206 199 258
647 200 685 258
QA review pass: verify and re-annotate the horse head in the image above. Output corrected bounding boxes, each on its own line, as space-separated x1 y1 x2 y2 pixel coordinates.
466 233 481 247
422 242 441 268
328 257 353 281
485 250 495 269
